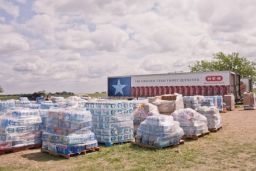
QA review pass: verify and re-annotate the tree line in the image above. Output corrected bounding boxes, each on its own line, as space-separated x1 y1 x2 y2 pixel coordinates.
190 52 256 81
0 90 75 101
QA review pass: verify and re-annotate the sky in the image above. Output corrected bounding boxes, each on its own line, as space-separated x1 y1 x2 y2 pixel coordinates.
0 0 256 94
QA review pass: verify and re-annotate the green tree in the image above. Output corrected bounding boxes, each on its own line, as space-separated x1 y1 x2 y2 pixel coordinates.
190 52 256 80
0 86 3 93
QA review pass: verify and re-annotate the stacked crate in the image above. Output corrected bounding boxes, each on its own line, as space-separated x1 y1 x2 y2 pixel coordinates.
223 94 235 111
41 109 98 158
135 115 184 148
183 96 205 109
196 106 222 131
0 100 15 115
172 108 209 139
201 96 224 112
0 109 42 152
85 101 135 146
243 92 256 110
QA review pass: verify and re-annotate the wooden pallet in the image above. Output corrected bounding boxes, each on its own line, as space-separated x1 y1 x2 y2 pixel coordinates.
209 126 222 133
131 140 184 149
220 108 228 113
83 146 100 153
41 147 100 159
244 106 256 110
182 131 210 140
0 144 41 155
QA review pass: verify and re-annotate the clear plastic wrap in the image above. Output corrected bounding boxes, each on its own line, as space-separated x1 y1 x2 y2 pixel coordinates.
40 101 58 109
183 96 205 109
243 92 256 109
51 96 87 109
85 101 135 145
223 94 235 111
19 97 29 101
152 100 176 114
151 94 184 115
172 108 208 138
36 96 44 104
133 103 159 133
28 103 41 109
15 97 31 108
39 109 49 131
0 109 42 149
136 115 184 148
196 106 222 130
0 100 15 114
202 96 223 112
51 96 65 103
42 109 98 155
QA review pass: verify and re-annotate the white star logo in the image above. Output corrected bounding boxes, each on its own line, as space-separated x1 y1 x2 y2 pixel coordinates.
112 79 127 95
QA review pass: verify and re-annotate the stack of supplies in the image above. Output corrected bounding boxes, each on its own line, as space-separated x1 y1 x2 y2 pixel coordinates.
183 96 205 109
172 108 208 138
201 96 223 112
85 101 134 146
243 92 256 110
0 109 42 150
42 109 98 157
0 100 15 114
136 115 184 148
150 94 184 115
223 94 235 111
196 106 222 131
133 103 159 133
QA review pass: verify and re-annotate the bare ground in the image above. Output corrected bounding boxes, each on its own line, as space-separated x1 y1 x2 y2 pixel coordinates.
0 109 255 171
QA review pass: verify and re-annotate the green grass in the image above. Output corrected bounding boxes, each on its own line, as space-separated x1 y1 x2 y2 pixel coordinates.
0 143 202 171
0 92 106 101
0 164 32 171
0 95 19 100
0 137 256 171
72 143 200 170
87 92 107 98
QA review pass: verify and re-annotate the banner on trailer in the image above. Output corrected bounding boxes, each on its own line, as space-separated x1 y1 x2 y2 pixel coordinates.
132 72 230 87
108 77 132 96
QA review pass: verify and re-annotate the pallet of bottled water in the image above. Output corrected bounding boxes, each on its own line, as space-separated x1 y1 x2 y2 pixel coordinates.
172 108 209 139
196 106 222 131
39 109 49 131
135 115 184 148
41 109 99 158
0 100 15 114
202 96 223 112
40 101 58 109
183 96 205 109
0 108 42 153
85 101 135 146
15 97 31 108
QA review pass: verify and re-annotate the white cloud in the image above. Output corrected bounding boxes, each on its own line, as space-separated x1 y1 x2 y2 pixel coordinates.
0 0 19 18
0 0 256 94
0 24 29 53
0 16 5 23
90 25 129 51
15 0 27 4
56 28 94 50
25 14 56 35
141 58 168 72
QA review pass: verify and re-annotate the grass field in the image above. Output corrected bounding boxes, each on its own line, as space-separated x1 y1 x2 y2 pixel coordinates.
0 109 255 171
0 92 107 101
87 92 107 98
0 95 20 101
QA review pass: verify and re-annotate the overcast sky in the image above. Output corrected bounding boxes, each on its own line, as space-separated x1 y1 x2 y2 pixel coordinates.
0 0 256 94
